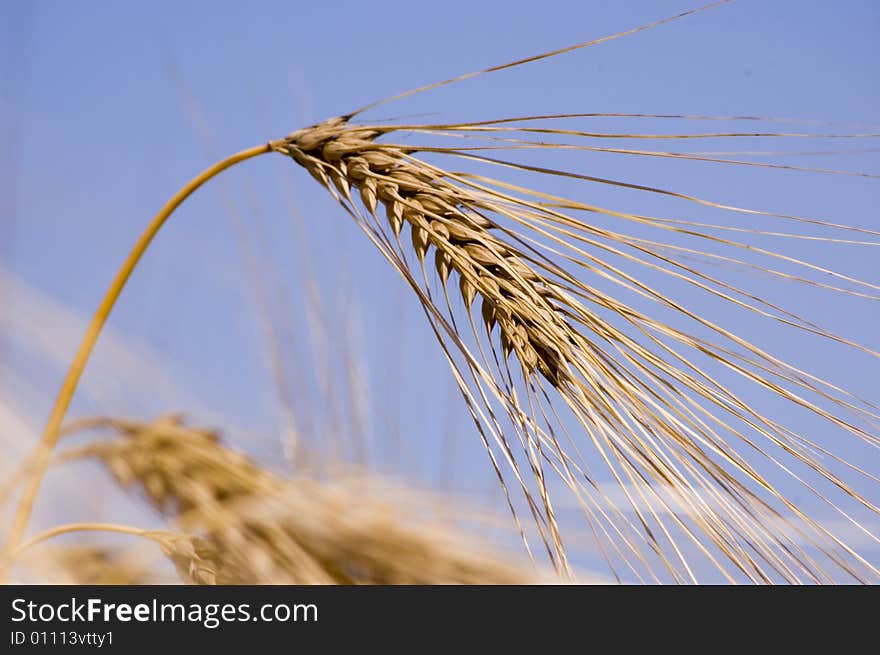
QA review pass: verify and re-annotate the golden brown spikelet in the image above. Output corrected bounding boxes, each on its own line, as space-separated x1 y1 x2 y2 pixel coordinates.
67 416 534 585
273 112 880 584
275 121 572 387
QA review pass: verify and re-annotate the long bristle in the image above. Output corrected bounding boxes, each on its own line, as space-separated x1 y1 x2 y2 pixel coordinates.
271 105 879 583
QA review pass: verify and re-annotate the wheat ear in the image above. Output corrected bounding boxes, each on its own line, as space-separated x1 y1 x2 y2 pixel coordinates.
59 416 535 584
4 2 877 583
269 111 880 583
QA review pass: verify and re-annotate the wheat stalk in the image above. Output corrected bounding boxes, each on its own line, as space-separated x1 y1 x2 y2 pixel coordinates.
19 545 154 585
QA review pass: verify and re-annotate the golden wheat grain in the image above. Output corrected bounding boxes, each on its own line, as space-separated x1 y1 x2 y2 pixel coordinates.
269 107 880 583
59 416 533 584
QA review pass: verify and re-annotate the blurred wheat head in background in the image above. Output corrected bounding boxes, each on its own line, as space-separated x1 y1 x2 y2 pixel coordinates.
16 416 530 584
2 1 878 584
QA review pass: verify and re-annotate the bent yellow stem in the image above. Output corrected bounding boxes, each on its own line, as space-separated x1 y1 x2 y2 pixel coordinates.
12 522 151 561
0 143 273 579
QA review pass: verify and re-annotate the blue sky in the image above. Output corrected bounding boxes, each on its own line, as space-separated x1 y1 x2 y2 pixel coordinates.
2 1 878 582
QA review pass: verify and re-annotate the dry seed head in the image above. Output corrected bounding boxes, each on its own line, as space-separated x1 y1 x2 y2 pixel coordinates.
152 532 224 585
275 117 578 385
78 415 266 516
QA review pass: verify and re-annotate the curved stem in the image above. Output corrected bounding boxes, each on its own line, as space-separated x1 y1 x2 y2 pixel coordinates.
1 143 273 578
13 522 151 560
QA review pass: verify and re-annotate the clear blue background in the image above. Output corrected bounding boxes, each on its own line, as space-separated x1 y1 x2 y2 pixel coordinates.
2 1 878 581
